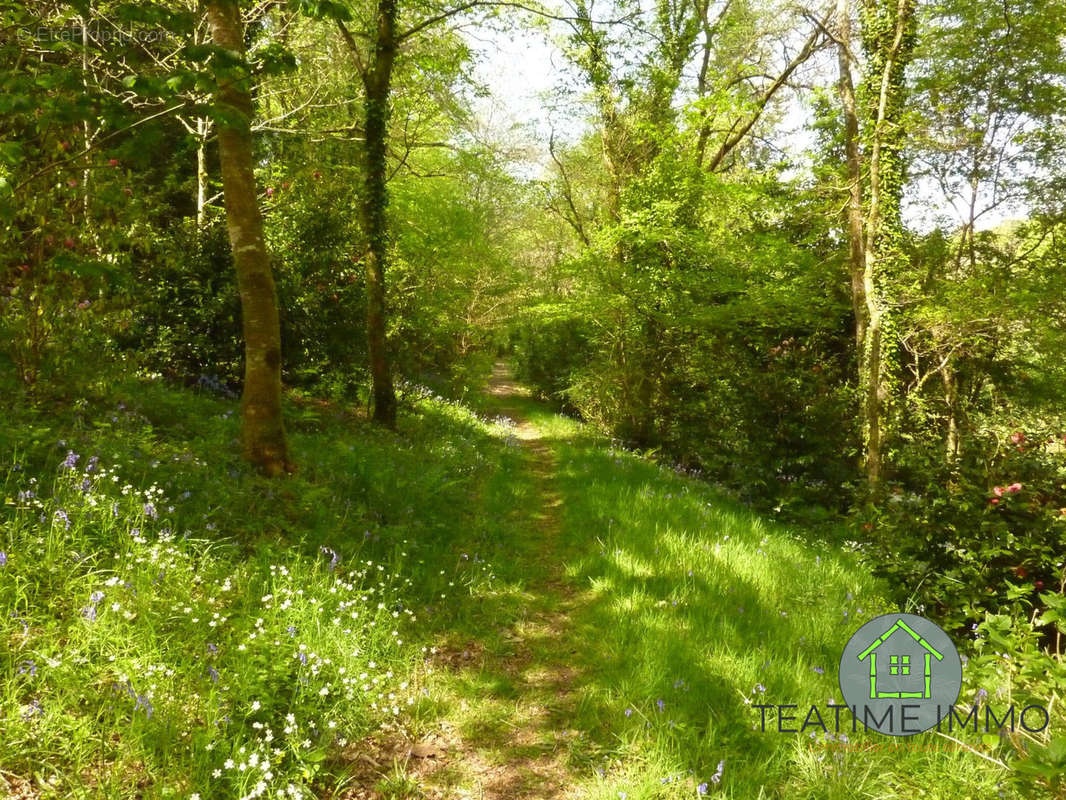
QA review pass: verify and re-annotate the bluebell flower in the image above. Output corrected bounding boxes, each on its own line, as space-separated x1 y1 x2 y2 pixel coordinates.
61 451 79 470
21 699 42 721
711 760 724 784
143 502 157 519
0 552 6 568
133 693 153 719
320 546 340 571
54 509 71 530
697 783 708 795
656 698 665 712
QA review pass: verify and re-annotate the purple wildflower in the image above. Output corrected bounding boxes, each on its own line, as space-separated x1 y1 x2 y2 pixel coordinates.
624 707 633 717
21 699 43 721
656 698 665 712
133 694 153 719
697 783 708 796
320 546 340 571
143 502 157 519
206 665 220 684
60 450 79 470
0 552 6 568
81 590 105 621
711 760 724 785
54 509 71 530
86 456 99 473
17 659 37 677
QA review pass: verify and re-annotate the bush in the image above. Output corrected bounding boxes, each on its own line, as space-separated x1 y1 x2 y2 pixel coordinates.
510 304 593 409
860 421 1066 636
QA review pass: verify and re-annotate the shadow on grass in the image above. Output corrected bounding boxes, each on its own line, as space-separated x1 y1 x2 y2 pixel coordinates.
390 375 1004 800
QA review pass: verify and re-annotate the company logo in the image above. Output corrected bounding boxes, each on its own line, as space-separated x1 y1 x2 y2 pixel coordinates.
838 613 962 736
752 612 1051 741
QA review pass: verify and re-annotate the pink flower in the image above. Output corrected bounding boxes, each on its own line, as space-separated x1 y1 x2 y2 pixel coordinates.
1007 482 1022 493
989 498 1000 506
993 486 1005 496
265 187 275 197
1010 431 1025 444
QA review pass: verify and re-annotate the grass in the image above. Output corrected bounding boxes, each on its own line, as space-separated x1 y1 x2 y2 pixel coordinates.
0 368 1039 798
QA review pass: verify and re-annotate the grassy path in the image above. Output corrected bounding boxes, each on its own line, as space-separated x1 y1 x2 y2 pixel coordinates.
407 364 589 799
360 365 1006 799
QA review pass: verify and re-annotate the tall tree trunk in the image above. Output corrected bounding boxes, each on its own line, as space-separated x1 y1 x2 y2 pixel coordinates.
942 364 959 462
836 0 867 349
206 0 292 475
361 0 398 428
858 0 917 492
196 117 210 230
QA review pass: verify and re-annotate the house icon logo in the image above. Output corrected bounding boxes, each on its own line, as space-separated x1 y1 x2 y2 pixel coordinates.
839 613 962 736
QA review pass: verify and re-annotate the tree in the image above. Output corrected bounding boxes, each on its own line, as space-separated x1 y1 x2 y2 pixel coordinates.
833 0 918 491
355 0 400 427
206 0 293 474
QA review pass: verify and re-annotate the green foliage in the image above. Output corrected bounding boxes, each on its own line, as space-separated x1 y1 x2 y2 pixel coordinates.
119 220 244 385
510 303 593 407
860 419 1066 635
0 375 506 796
967 612 1066 797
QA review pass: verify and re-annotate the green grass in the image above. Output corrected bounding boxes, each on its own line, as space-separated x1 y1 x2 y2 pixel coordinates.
0 372 1031 798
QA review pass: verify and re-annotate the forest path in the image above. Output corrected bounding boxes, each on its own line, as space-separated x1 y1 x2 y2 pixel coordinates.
338 364 974 800
404 362 591 799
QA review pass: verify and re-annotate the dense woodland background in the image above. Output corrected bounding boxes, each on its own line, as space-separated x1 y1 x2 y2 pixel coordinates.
2 0 1066 796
